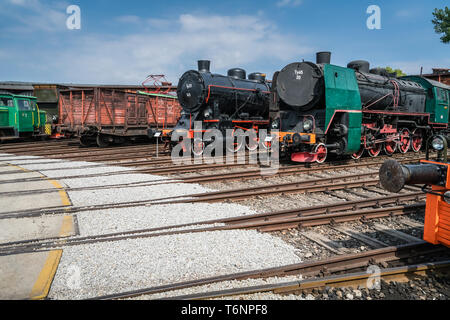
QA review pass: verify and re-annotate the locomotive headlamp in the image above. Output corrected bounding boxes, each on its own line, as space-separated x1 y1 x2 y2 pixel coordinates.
432 137 445 151
203 108 213 119
303 119 313 131
271 119 280 129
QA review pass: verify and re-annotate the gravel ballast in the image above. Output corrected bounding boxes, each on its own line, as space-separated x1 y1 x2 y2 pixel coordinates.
48 230 302 300
129 275 303 300
60 173 170 188
1 153 305 300
76 203 256 236
66 183 211 206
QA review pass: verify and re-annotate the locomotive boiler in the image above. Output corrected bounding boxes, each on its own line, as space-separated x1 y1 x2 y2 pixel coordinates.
270 51 450 163
172 60 272 153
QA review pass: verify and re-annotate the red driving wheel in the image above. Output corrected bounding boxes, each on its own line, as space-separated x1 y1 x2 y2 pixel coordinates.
410 128 423 153
315 144 328 163
226 129 244 153
384 140 397 156
368 143 382 157
246 136 259 151
399 128 411 154
192 138 205 156
351 146 364 160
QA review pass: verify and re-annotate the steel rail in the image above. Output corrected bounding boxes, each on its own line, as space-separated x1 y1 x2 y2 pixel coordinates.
88 242 446 300
166 260 450 300
0 171 383 220
0 201 425 256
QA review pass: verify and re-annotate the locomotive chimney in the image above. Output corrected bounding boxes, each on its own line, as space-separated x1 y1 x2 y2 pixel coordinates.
198 60 211 73
316 51 331 64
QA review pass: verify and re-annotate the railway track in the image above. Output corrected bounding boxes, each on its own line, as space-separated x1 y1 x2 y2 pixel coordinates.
0 139 78 150
2 141 446 301
86 242 449 300
0 137 433 165
0 151 427 190
0 171 384 219
0 191 425 255
164 260 450 300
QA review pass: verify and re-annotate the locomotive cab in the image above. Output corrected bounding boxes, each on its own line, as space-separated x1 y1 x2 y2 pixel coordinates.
379 135 450 247
0 94 48 142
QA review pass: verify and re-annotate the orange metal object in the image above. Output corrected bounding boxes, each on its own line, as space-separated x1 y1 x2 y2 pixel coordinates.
276 131 316 144
420 160 450 247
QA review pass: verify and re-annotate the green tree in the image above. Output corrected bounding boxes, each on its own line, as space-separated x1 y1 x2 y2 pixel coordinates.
432 6 450 43
385 67 407 77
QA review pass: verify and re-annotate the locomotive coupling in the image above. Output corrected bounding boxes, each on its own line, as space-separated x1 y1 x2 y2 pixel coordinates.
379 159 447 193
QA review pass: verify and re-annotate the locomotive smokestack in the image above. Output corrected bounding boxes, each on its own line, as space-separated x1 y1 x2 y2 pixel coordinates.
316 52 331 64
198 60 211 73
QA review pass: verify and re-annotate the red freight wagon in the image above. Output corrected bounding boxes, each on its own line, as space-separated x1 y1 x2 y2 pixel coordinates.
57 87 153 147
138 91 182 130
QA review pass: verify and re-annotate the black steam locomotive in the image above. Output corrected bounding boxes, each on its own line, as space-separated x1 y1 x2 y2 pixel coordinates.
172 60 271 153
170 54 449 161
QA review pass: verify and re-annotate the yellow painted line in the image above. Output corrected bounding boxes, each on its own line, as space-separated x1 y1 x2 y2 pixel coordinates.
6 164 72 207
58 190 72 206
29 250 63 300
49 179 63 189
3 163 71 300
48 179 72 207
6 163 31 173
59 215 74 237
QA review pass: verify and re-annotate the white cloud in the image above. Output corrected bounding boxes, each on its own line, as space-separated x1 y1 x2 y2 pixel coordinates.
147 18 173 29
395 9 416 18
2 13 314 84
276 0 302 8
8 0 29 6
2 0 69 32
116 15 142 24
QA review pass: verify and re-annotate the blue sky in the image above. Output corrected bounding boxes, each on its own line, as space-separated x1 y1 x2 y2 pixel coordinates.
0 0 448 84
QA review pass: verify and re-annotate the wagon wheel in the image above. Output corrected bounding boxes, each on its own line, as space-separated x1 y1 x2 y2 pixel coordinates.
79 136 91 147
368 143 382 157
192 138 205 156
314 143 328 164
399 128 411 154
96 134 110 148
410 128 423 153
384 140 397 156
351 146 365 160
